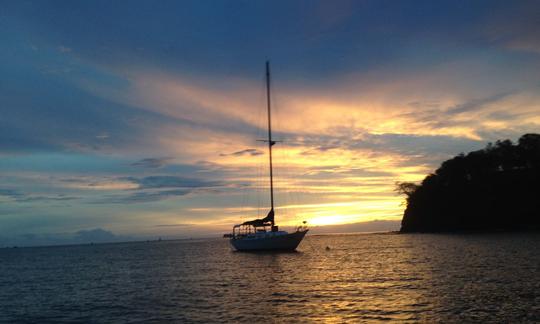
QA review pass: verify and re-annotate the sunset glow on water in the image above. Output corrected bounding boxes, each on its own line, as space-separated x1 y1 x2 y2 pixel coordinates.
2 234 538 322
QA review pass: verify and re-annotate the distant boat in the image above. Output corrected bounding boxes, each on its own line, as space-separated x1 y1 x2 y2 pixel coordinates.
224 62 308 251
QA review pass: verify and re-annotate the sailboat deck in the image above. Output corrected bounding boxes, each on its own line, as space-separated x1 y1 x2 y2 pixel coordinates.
235 230 289 240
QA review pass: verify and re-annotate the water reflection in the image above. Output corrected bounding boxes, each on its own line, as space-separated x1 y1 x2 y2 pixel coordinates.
0 233 538 322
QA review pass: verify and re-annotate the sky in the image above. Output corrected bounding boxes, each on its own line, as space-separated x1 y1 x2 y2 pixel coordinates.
1 0 540 246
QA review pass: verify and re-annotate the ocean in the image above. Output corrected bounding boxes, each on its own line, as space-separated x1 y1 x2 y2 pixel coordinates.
1 233 538 322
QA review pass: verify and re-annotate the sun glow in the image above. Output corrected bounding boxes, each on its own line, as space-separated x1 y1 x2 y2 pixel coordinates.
308 214 355 226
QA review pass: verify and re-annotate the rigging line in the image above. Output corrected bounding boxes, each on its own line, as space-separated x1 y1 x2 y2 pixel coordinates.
255 70 267 219
269 65 299 226
246 67 266 220
278 79 302 225
266 61 275 224
271 72 286 220
256 156 263 218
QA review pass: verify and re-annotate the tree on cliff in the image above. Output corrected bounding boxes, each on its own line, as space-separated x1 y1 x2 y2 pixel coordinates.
398 133 540 232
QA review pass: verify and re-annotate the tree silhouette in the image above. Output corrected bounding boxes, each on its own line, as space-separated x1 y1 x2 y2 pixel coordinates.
398 133 540 232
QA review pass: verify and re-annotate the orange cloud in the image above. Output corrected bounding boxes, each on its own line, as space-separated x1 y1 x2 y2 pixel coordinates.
73 63 540 228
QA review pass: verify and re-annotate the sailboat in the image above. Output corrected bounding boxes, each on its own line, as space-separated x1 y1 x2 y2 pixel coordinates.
224 61 309 251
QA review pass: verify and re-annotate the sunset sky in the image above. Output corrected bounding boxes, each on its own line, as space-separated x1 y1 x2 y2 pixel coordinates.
2 0 540 245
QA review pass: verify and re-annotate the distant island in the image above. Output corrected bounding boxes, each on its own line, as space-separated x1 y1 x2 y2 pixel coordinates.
398 133 540 233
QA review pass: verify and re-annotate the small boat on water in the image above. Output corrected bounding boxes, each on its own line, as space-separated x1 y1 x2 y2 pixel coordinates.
224 62 308 251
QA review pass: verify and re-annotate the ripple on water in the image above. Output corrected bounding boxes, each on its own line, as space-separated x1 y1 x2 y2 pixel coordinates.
0 233 539 322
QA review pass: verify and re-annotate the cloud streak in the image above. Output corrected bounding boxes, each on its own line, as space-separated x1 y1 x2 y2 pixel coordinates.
124 176 222 189
0 188 79 203
131 157 173 168
101 189 193 204
220 148 264 157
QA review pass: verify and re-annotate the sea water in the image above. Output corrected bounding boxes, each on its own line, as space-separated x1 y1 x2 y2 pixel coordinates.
1 233 539 322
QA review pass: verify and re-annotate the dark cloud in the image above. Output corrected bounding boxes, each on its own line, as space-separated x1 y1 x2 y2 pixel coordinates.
0 188 78 203
0 48 264 155
292 132 482 158
482 1 540 54
2 1 537 158
445 92 514 115
6 0 530 79
101 189 192 204
356 133 483 156
0 64 166 154
90 174 224 204
408 100 441 109
0 189 23 199
131 157 173 168
125 175 222 189
399 92 517 130
194 160 224 172
220 148 264 157
15 195 78 203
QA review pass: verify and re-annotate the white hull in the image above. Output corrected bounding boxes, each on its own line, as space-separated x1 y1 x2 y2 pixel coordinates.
230 230 308 251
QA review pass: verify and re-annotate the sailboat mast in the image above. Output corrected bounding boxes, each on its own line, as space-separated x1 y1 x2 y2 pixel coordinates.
266 61 275 225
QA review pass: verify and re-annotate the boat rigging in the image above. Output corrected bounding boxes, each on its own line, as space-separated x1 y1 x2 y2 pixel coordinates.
224 61 308 251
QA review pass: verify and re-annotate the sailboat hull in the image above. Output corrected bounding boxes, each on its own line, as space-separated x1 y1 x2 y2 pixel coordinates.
230 230 308 251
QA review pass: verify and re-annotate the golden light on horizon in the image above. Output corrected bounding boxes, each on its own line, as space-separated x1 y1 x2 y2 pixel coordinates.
3 21 538 242
2 0 540 257
88 66 540 231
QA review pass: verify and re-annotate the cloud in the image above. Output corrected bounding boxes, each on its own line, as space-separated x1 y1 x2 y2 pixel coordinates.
0 189 23 200
0 59 167 154
73 174 226 204
15 195 78 203
444 92 515 116
482 1 540 55
0 188 78 203
125 175 221 189
131 157 173 168
220 148 264 157
291 131 483 158
85 175 224 204
101 189 192 204
120 58 540 151
2 0 540 241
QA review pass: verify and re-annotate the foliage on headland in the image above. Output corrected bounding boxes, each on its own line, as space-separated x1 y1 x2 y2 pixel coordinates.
398 134 540 232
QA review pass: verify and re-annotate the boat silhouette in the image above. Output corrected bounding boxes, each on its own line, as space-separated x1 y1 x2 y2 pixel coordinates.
224 62 308 251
